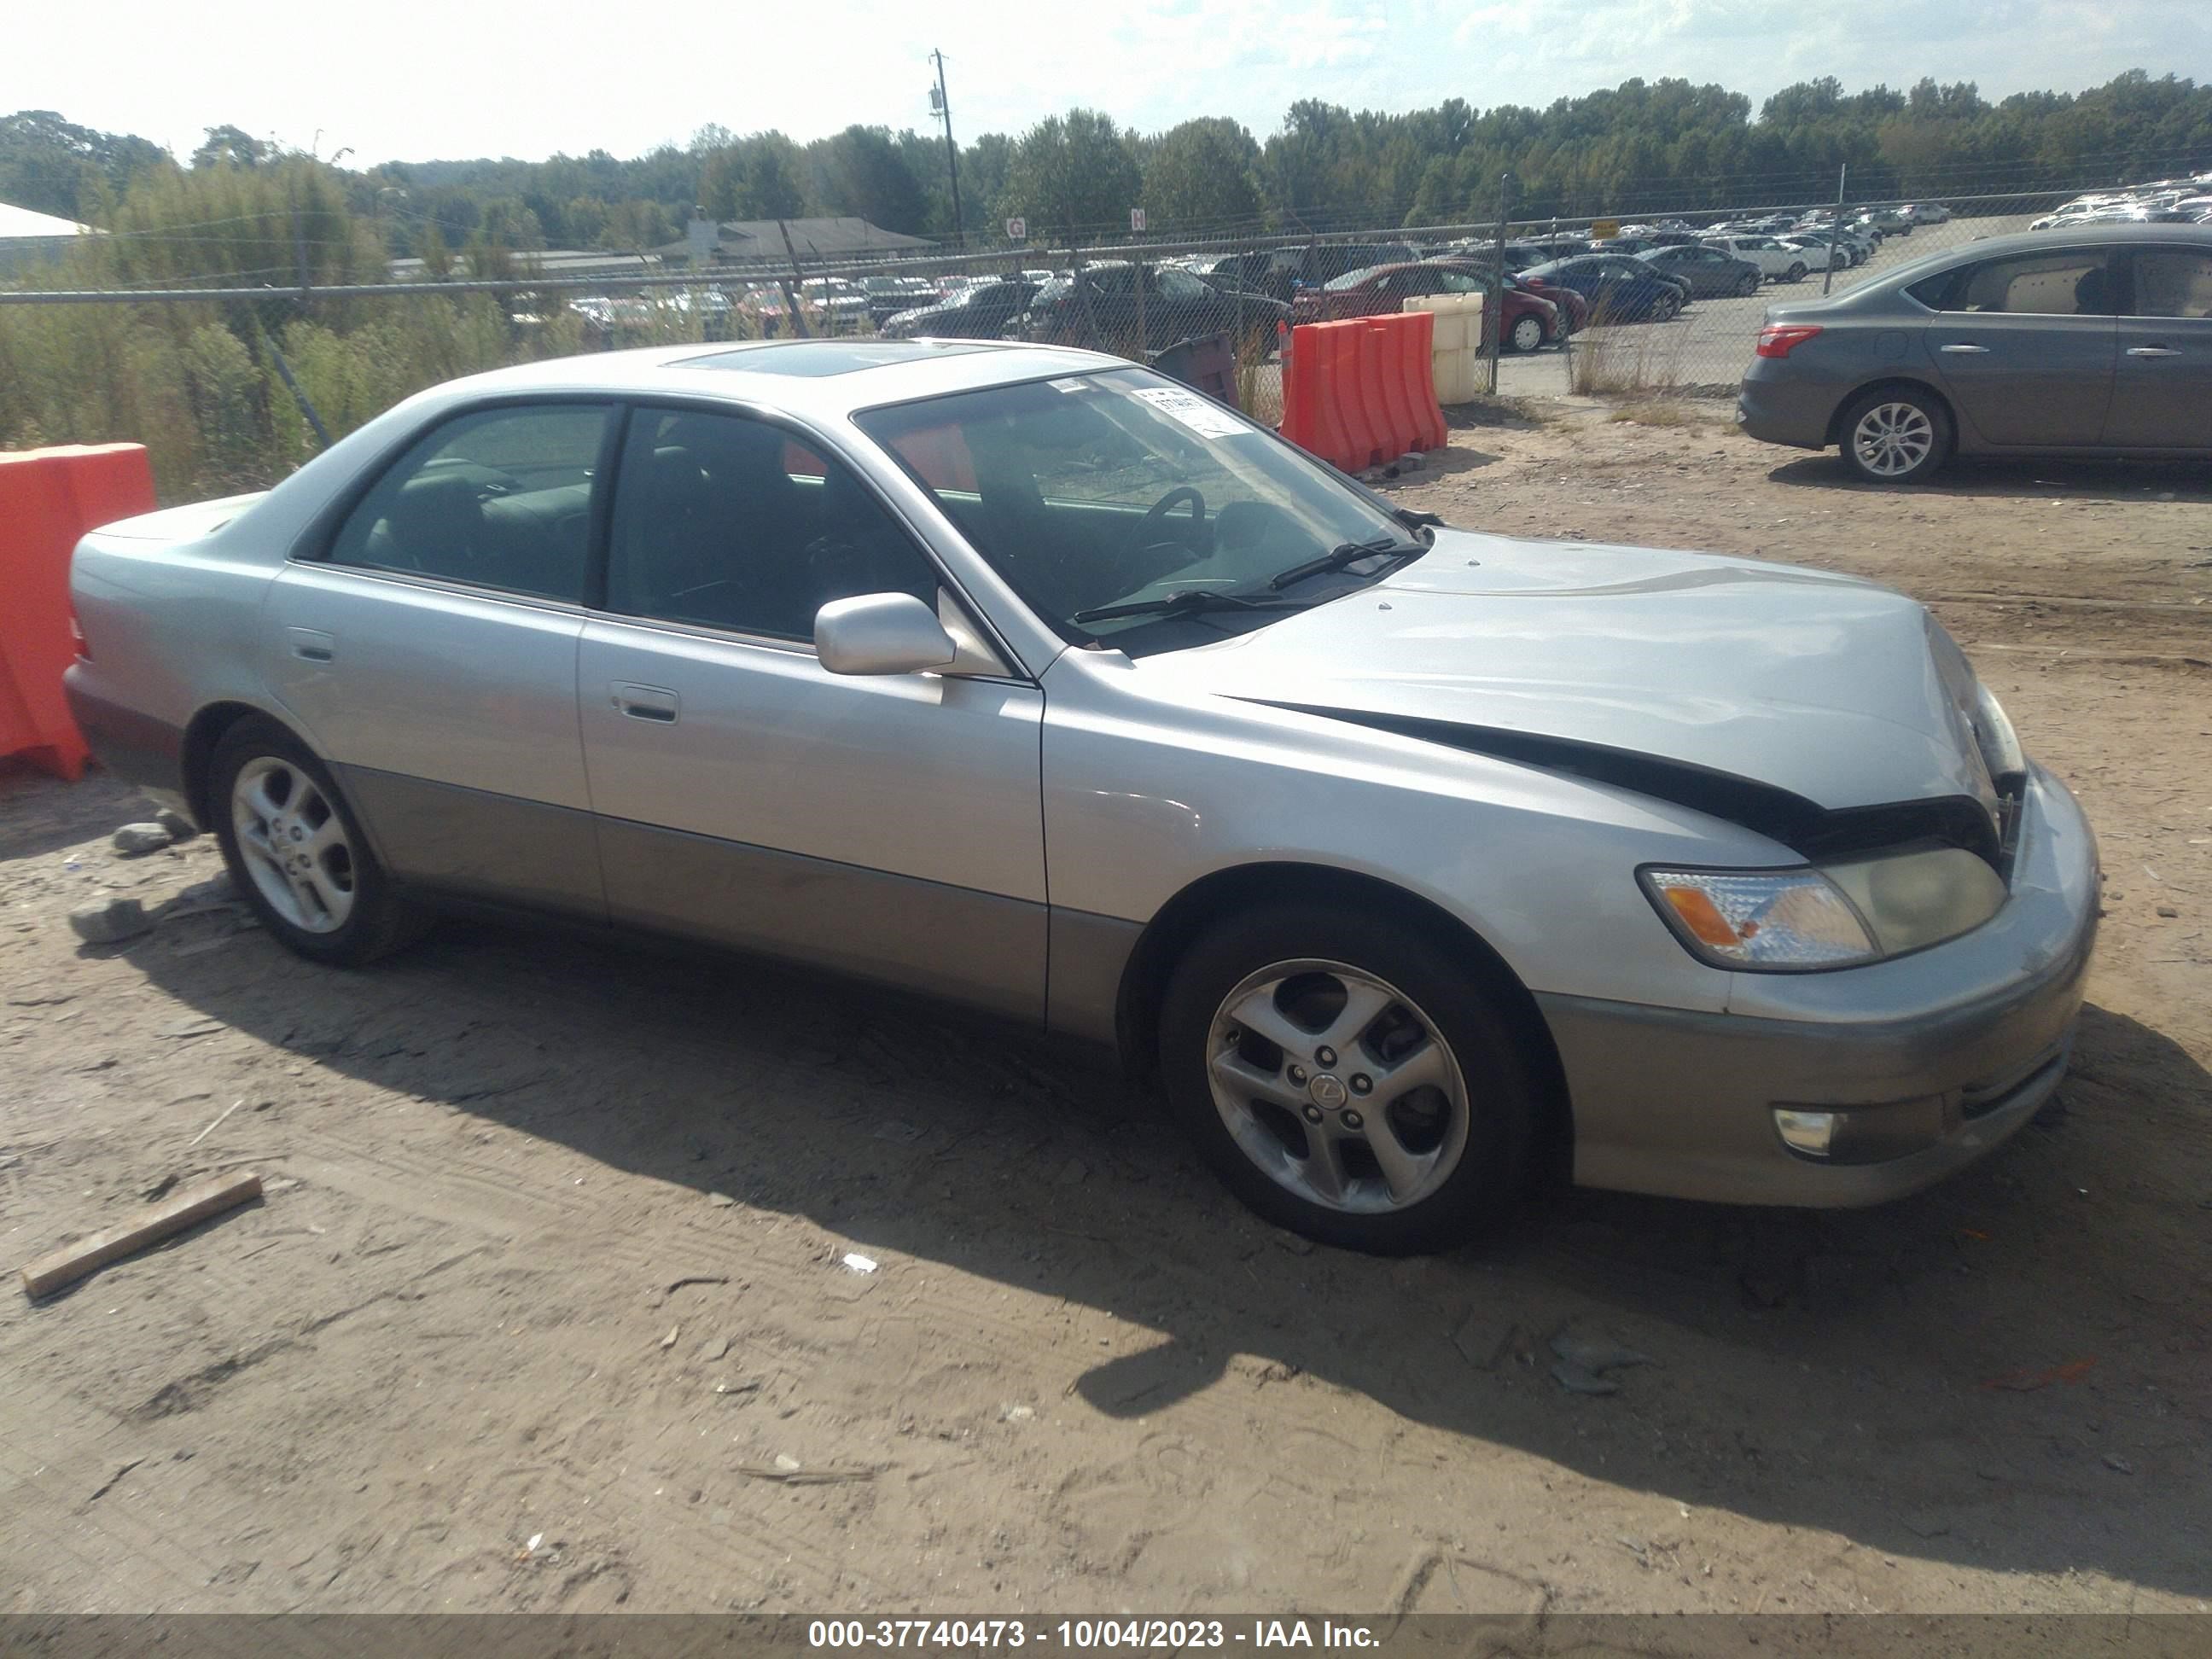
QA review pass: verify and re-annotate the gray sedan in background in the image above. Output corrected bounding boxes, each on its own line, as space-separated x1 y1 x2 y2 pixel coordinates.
1637 242 1764 298
67 340 2096 1253
1738 224 2212 482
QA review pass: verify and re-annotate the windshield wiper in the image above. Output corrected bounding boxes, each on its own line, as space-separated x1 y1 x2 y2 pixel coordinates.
1268 534 1427 591
1071 590 1313 625
1393 507 1445 530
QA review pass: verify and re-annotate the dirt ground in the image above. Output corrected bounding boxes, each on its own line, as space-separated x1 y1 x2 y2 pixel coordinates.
2 405 2208 1621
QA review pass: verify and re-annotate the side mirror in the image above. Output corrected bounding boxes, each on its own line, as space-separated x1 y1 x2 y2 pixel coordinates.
815 592 958 677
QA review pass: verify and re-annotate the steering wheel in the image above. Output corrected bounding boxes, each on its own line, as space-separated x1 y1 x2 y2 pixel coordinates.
1126 486 1208 557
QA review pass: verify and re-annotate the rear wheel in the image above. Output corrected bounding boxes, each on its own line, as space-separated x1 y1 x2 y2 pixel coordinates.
1837 386 1953 485
1785 261 1807 282
1158 902 1541 1254
1507 313 1545 353
210 717 428 966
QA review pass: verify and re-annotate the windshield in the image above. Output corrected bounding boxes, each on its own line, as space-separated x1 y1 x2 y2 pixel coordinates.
855 367 1412 655
1324 264 1386 292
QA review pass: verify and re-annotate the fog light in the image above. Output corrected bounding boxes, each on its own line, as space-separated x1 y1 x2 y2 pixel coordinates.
1773 1109 1837 1159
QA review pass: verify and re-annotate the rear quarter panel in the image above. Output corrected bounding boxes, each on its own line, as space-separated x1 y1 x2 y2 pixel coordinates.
1742 317 1936 438
69 523 288 751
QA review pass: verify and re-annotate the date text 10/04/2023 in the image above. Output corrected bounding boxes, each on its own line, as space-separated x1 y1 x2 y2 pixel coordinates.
807 1620 1382 1649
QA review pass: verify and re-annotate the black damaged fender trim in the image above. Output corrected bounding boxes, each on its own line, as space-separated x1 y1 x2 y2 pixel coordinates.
1257 702 2000 868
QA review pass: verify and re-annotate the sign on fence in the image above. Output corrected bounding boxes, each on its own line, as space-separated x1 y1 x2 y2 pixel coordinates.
1130 208 1147 233
1005 217 1027 242
1590 218 1620 241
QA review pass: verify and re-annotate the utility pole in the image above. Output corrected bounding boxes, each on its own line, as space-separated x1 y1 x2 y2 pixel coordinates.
929 50 965 250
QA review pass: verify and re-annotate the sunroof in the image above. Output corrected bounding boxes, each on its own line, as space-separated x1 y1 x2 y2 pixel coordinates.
680 340 995 377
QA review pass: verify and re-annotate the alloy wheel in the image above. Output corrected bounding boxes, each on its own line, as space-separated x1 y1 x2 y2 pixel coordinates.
1850 401 1936 478
1205 959 1472 1214
231 756 356 933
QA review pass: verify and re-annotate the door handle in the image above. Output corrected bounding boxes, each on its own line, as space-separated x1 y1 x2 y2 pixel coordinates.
2125 346 2180 358
1938 343 1990 354
611 682 678 723
286 627 335 663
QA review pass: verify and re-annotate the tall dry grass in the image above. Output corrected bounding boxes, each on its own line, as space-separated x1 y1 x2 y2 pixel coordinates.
1563 291 1696 397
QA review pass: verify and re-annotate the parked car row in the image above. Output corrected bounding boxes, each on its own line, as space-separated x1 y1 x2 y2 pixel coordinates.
1288 259 1588 350
1517 254 1691 322
568 196 1955 358
1005 262 1293 356
2030 174 2212 231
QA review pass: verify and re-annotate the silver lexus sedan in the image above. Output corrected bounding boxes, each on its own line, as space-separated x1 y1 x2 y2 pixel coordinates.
66 339 2098 1253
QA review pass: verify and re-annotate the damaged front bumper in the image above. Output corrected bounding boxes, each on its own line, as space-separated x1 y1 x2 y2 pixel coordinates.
1540 764 2098 1208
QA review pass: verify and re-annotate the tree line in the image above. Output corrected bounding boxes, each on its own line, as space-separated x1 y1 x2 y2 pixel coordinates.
7 70 2210 262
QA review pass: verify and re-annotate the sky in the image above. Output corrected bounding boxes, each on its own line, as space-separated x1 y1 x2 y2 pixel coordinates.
12 0 2209 166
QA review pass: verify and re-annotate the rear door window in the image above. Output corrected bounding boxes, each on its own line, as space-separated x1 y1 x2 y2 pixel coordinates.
2129 249 2212 317
325 404 613 602
1934 250 2118 315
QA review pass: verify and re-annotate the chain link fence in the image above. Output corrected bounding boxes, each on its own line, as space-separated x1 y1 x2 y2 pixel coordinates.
5 177 2206 500
534 182 2206 409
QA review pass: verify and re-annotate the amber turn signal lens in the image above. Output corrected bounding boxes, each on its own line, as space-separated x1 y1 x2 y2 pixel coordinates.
1662 885 1743 947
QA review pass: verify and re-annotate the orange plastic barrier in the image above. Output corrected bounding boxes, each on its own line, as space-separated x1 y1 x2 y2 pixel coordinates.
1280 322 1354 471
1279 315 1447 472
1365 317 1420 463
1390 309 1449 451
0 444 157 780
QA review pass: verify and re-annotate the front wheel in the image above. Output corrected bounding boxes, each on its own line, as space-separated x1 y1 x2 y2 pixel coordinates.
1651 289 1682 321
1734 271 1760 297
1157 903 1541 1254
210 717 428 966
1507 313 1545 353
1838 386 1954 485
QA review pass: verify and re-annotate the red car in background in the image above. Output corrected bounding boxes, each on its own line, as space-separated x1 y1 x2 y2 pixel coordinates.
1289 259 1581 351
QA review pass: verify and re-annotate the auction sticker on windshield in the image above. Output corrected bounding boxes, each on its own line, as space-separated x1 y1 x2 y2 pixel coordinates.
1131 386 1249 438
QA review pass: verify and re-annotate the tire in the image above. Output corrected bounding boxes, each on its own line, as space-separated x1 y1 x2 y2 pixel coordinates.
1507 313 1545 353
1785 262 1807 283
1734 271 1759 297
209 716 428 966
1651 289 1682 321
1157 900 1542 1254
1837 385 1954 485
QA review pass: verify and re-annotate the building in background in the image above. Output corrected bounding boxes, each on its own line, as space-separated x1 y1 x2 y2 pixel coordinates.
0 201 98 276
385 248 662 283
661 217 936 271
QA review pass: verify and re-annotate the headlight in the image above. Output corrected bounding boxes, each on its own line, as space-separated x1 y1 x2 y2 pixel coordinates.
1643 846 2007 972
1823 847 2007 957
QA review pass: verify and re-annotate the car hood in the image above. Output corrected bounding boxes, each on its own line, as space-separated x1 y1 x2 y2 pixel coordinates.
1135 529 1994 830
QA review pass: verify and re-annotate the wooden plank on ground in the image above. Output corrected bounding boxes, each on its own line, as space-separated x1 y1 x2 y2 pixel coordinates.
19 1172 263 1300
